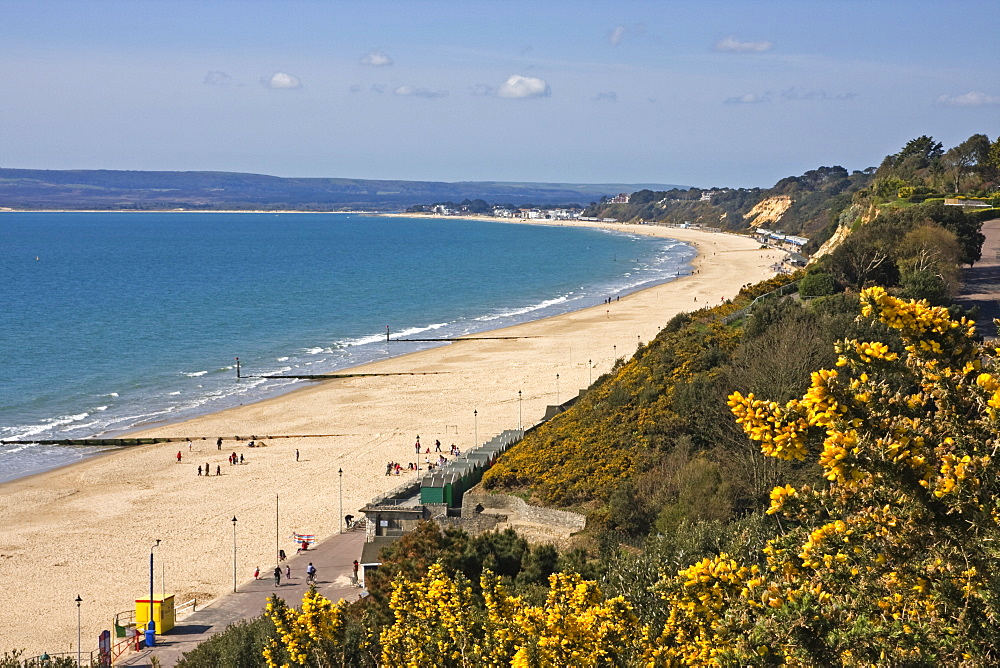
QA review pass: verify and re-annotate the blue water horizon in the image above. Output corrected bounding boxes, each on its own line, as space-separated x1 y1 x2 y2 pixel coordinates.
0 212 695 482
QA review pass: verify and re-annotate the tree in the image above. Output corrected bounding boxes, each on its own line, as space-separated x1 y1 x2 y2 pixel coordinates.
895 223 962 295
943 133 991 192
893 135 944 169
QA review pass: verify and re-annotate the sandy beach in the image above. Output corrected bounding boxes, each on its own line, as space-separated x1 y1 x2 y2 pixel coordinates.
0 220 784 655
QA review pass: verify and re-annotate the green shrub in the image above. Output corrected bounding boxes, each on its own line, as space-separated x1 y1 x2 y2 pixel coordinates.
798 272 837 297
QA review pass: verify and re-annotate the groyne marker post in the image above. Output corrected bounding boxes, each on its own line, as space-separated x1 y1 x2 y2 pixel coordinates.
474 410 478 447
338 469 344 534
518 390 522 430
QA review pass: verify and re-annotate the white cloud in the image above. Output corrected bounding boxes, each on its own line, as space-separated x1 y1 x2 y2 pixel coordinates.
497 75 550 99
936 91 1000 107
724 92 771 104
360 50 393 67
262 72 302 89
594 91 618 102
203 71 232 87
715 36 773 53
608 25 626 46
394 85 447 98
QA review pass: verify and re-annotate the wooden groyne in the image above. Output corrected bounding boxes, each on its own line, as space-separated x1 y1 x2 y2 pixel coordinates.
389 336 539 342
244 371 448 380
0 433 352 447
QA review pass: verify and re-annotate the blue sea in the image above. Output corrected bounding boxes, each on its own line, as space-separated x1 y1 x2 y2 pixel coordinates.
0 212 694 482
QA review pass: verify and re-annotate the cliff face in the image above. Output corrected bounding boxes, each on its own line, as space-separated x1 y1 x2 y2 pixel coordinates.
745 196 793 228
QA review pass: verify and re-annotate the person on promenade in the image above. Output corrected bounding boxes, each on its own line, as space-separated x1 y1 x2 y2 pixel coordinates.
273 566 281 586
254 567 260 580
353 560 359 583
306 562 316 584
285 564 291 580
279 549 286 561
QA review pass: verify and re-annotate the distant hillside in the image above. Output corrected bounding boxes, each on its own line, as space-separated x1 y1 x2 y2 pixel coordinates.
0 168 687 211
583 166 876 245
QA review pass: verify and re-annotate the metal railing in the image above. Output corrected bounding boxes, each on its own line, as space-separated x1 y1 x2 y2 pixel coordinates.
175 597 197 617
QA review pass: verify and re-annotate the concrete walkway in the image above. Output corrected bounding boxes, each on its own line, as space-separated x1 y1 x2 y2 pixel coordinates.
955 217 1000 340
119 528 368 667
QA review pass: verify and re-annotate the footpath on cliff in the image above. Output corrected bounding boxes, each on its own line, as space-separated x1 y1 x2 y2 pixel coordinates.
955 217 1000 340
119 528 367 668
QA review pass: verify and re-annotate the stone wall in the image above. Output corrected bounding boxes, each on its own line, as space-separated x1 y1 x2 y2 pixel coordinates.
462 488 586 532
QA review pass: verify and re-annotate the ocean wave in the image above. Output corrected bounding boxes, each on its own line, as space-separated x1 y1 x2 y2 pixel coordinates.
94 406 108 412
276 357 289 362
342 322 449 347
107 392 119 398
8 412 91 440
184 371 208 377
168 391 182 396
474 295 573 322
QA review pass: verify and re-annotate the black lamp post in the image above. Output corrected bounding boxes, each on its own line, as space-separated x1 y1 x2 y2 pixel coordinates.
149 539 160 639
75 595 82 667
232 517 238 593
518 390 522 430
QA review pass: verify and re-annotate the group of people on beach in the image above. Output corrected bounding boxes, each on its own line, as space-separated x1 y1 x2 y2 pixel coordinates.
177 437 266 477
389 437 461 475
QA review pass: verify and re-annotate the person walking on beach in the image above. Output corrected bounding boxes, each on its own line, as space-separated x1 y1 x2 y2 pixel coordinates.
217 437 222 450
254 567 260 580
296 449 299 462
239 453 244 464
274 566 281 587
197 465 202 476
216 465 221 476
176 451 182 463
205 463 209 476
435 439 441 452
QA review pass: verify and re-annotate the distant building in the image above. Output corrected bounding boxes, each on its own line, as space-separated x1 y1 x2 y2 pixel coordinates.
944 198 991 208
609 193 630 204
754 228 808 252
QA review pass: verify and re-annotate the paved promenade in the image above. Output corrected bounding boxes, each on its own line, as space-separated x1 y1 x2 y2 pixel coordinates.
956 217 1000 340
119 528 368 667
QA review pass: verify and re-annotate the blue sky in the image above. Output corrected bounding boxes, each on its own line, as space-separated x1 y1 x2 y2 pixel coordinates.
1 0 997 188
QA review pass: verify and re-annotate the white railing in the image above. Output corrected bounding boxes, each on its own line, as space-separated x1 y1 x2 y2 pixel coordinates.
175 597 198 617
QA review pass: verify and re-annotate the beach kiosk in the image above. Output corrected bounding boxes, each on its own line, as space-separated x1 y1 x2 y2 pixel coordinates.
134 595 175 635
